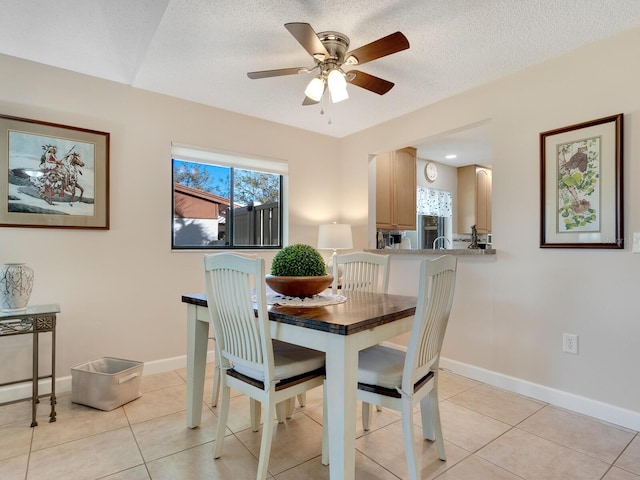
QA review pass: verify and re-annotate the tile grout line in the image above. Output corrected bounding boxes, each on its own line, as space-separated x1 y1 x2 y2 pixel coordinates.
599 431 640 479
123 405 151 479
512 405 639 471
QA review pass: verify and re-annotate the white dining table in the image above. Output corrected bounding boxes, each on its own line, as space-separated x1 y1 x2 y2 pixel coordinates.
182 291 416 480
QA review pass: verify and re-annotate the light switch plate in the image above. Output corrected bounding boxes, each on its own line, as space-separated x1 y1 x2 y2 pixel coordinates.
633 233 640 253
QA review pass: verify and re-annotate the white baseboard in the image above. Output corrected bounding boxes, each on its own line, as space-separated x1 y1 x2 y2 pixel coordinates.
4 352 637 432
0 350 216 405
440 357 640 431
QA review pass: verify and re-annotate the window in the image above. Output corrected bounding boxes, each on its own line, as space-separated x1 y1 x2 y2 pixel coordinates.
171 143 286 250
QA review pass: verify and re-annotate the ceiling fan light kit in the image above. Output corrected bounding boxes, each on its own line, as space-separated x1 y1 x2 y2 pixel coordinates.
247 22 409 106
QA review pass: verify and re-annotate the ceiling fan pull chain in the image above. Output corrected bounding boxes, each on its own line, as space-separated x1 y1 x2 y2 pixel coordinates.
319 95 332 125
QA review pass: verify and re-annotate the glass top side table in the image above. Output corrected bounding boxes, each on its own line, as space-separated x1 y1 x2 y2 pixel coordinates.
0 304 60 427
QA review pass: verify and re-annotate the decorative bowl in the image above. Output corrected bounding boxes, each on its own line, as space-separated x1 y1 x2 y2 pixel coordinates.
265 274 333 298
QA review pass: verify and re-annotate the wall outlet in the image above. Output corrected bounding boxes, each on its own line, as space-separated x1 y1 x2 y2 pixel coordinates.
563 333 578 354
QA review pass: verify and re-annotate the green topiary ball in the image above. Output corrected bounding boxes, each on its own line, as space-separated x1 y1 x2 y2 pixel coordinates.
271 244 327 276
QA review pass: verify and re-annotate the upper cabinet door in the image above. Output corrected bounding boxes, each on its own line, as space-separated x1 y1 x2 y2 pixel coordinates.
392 147 417 230
376 147 416 230
475 168 492 234
375 152 393 228
457 165 492 234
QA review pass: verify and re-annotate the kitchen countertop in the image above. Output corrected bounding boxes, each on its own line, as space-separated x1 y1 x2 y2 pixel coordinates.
365 248 496 256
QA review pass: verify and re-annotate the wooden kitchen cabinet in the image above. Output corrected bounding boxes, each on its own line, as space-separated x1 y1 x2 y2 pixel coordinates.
376 147 416 230
457 165 492 234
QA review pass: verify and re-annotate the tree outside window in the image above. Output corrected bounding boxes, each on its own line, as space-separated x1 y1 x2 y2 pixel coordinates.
172 159 282 249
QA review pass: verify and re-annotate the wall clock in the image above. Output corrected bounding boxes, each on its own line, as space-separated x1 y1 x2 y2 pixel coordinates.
424 162 438 182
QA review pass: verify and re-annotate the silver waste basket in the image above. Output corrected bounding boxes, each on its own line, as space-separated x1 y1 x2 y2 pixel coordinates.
71 357 143 411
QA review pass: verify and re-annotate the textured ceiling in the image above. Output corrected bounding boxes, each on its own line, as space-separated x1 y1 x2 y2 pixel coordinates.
2 0 640 146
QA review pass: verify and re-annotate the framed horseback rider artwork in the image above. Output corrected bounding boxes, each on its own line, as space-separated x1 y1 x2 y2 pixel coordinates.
0 114 109 229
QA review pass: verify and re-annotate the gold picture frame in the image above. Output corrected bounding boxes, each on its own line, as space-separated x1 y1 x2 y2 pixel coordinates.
0 114 109 229
540 114 623 248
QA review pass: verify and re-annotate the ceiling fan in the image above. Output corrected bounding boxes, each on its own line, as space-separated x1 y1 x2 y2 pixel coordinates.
247 22 409 105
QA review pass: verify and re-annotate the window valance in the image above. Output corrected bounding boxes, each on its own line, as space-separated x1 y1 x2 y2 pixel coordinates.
417 187 452 217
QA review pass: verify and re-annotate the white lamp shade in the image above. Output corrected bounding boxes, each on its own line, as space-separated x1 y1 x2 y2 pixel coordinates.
317 223 353 250
327 69 346 90
327 69 349 103
330 85 349 103
304 77 325 102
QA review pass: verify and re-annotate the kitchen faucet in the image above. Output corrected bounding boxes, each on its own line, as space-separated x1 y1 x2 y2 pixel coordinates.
432 236 450 249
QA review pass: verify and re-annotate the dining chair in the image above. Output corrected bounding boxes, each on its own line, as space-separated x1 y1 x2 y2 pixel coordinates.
331 251 390 294
332 251 391 423
209 252 296 423
209 252 258 409
356 255 457 479
203 253 327 480
210 252 307 421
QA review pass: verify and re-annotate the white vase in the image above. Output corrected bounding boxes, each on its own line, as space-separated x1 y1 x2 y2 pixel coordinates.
0 263 34 312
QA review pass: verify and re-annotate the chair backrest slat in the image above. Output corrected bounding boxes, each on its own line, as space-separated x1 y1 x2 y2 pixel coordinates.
333 252 390 294
403 255 457 391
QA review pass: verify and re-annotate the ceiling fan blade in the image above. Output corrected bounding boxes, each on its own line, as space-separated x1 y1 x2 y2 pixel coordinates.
247 67 308 79
285 22 330 59
347 70 394 95
345 31 409 66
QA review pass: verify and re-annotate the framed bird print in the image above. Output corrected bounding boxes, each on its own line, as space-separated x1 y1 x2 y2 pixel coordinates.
540 114 623 248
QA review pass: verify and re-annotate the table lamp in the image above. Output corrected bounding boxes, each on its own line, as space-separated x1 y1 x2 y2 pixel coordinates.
317 223 353 274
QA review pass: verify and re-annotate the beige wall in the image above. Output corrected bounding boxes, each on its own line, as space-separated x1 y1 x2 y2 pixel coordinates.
339 27 640 425
1 26 640 428
0 53 341 388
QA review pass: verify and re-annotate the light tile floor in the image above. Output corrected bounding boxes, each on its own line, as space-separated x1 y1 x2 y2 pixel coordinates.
1 364 639 480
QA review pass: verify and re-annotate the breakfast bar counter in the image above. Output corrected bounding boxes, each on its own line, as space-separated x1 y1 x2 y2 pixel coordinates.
365 248 496 256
